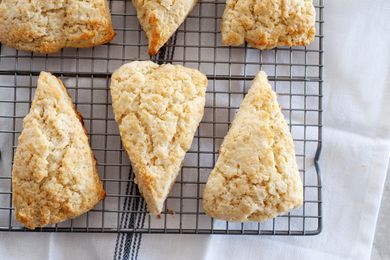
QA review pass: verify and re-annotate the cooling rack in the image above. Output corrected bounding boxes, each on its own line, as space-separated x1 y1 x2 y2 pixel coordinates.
0 0 323 235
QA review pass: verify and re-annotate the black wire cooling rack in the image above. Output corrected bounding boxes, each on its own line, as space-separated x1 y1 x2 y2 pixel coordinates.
0 0 323 235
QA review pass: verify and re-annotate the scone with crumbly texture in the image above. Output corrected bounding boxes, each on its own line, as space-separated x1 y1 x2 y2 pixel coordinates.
12 72 105 229
221 0 316 49
203 71 303 222
110 61 207 214
0 0 115 53
132 0 197 55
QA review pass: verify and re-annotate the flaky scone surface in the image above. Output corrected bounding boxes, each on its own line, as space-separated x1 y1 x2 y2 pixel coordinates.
132 0 197 55
203 71 303 222
12 72 105 229
0 0 115 53
221 0 316 49
110 61 207 214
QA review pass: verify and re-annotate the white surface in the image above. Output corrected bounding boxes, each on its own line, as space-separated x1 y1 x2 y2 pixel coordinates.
1 1 390 259
372 170 390 260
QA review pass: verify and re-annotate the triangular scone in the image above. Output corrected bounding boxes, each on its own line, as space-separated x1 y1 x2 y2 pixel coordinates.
0 0 115 53
12 72 105 229
132 0 198 55
221 0 316 49
203 71 303 222
110 61 207 214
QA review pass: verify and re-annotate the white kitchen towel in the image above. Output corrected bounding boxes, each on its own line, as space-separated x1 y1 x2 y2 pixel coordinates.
1 0 390 260
137 129 390 260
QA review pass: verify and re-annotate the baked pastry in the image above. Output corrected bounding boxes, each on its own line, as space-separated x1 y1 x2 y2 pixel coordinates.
12 72 105 229
221 0 316 49
203 71 303 222
110 61 207 214
132 0 198 55
0 0 115 53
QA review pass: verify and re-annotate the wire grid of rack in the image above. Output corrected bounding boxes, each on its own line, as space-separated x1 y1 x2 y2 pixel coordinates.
0 0 323 235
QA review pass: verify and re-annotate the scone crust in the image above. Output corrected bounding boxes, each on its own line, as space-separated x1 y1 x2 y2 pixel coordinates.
132 0 197 55
221 0 316 49
203 71 303 222
0 0 115 53
12 72 105 229
110 61 207 214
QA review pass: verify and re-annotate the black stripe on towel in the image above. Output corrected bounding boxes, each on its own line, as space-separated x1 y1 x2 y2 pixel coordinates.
113 169 146 260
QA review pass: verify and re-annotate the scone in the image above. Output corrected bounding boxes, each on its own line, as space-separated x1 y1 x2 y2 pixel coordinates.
132 0 198 55
12 72 105 229
0 0 115 53
203 71 303 222
110 61 207 214
221 0 316 49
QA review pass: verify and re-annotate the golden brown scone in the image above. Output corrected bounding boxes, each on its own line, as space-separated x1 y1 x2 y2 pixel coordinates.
12 72 105 229
221 0 316 49
0 0 115 53
132 0 198 55
110 61 207 214
203 71 303 222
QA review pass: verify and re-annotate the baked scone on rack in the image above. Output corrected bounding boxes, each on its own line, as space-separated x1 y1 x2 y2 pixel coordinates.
110 61 207 215
0 0 115 53
132 0 198 55
203 71 303 222
221 0 316 49
12 72 105 229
